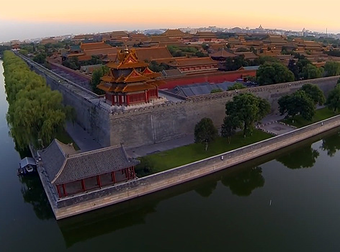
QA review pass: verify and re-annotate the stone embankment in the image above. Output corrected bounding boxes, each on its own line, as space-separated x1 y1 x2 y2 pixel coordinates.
52 114 340 220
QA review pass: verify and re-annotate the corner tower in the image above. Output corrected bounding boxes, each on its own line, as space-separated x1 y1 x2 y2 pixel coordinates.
97 48 164 106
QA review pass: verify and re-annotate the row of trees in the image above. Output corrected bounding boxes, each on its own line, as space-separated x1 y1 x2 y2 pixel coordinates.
195 93 271 148
278 84 325 121
3 51 75 149
195 82 340 150
256 57 340 86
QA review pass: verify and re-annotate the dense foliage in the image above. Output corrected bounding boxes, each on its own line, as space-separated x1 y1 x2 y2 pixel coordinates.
194 118 218 150
256 62 295 85
2 51 74 149
223 93 271 137
91 66 109 94
278 84 324 121
324 61 340 76
326 84 340 112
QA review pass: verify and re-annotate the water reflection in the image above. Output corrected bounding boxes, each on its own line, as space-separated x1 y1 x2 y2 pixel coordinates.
58 199 158 248
195 180 217 197
20 175 54 220
276 144 319 169
320 131 340 157
221 166 265 196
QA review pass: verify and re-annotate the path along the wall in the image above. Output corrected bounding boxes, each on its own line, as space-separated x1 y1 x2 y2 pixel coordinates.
51 114 340 220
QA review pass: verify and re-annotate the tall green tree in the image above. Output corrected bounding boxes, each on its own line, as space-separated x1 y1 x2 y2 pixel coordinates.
256 62 294 85
91 66 109 94
224 93 270 137
301 83 325 105
194 118 218 151
326 84 340 112
324 61 340 76
221 116 239 143
302 64 323 79
278 90 315 120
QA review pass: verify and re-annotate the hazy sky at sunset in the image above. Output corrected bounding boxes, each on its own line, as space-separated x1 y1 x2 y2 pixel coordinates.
1 0 339 42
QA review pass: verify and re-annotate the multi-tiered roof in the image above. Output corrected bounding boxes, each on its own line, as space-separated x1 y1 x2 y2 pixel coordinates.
97 48 164 105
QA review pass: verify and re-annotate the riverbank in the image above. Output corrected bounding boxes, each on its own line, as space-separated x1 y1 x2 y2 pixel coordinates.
41 114 340 220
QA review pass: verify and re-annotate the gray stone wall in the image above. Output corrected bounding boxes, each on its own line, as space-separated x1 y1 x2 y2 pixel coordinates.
109 76 339 147
20 54 339 149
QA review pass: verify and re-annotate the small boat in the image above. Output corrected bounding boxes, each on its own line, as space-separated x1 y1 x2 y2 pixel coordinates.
17 157 37 176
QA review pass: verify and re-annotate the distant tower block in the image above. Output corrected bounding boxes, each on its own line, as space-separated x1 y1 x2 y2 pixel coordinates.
97 48 165 106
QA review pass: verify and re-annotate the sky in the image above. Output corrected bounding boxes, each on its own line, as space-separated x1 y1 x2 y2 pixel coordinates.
1 0 340 42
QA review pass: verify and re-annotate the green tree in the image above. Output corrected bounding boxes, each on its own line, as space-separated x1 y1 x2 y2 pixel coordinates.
278 90 315 120
256 62 294 85
33 52 47 64
326 84 340 112
221 116 239 143
302 64 323 79
91 66 109 94
3 50 73 149
300 84 325 105
194 118 218 151
324 61 340 76
224 93 270 137
227 82 245 91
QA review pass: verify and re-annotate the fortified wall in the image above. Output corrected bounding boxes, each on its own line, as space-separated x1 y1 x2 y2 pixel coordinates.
110 76 338 148
19 54 339 148
20 55 111 147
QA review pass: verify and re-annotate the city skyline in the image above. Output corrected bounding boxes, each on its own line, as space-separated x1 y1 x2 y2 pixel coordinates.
1 0 339 42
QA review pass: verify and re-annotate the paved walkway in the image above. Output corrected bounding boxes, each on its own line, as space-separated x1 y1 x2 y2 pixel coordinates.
126 135 194 158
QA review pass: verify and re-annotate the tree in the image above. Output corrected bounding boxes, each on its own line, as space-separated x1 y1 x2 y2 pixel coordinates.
224 93 270 137
324 61 340 76
256 62 294 85
302 64 323 79
221 116 239 143
91 66 109 94
288 59 299 80
278 90 315 120
227 82 245 91
301 84 325 105
194 118 218 151
3 50 73 149
326 84 340 112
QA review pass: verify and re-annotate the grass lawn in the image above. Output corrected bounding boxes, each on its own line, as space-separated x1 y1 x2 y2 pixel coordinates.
281 107 339 128
136 129 273 177
55 128 80 150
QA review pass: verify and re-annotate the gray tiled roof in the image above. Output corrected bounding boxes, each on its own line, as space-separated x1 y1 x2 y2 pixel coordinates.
175 81 235 97
39 139 74 183
39 139 139 185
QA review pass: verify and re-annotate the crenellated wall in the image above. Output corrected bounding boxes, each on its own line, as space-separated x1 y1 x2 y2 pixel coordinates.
20 54 339 148
109 76 339 147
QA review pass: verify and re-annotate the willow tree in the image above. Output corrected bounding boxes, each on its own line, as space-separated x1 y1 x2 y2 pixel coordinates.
3 50 75 149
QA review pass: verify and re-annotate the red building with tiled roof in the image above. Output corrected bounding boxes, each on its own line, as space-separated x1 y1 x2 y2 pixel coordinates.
97 48 164 106
167 57 218 74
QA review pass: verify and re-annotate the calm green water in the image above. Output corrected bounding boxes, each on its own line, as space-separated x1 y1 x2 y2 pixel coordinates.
2 60 340 251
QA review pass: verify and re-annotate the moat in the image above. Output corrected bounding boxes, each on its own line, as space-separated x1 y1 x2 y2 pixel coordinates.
2 60 340 251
